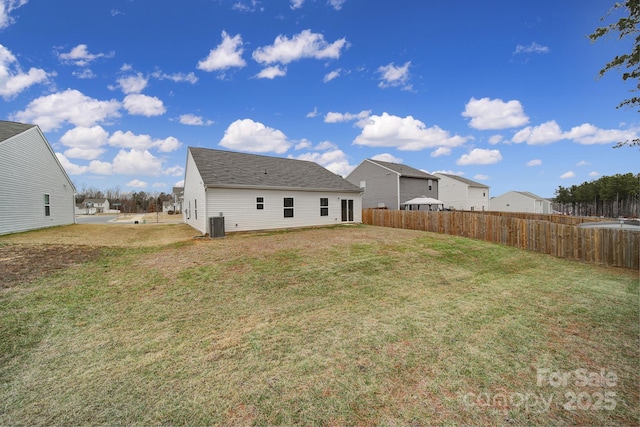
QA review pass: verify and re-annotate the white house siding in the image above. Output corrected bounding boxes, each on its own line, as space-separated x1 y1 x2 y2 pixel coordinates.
183 150 207 233
435 174 489 211
0 126 75 235
202 188 362 234
467 186 489 211
490 191 551 214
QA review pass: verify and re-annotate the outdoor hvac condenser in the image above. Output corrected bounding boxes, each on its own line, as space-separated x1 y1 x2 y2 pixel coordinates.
209 216 225 238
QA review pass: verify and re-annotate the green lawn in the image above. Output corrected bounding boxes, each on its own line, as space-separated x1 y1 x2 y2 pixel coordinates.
1 225 638 425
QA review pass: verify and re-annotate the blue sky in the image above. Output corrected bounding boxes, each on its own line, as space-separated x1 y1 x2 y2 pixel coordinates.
1 0 637 198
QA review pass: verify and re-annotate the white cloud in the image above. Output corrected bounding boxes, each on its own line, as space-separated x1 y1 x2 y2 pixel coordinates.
576 160 589 166
0 0 28 29
73 69 95 79
232 0 262 12
488 135 504 145
560 171 575 179
353 112 469 151
56 152 88 175
514 42 550 55
431 147 451 157
108 130 181 152
59 126 109 160
197 31 246 72
252 29 348 65
456 148 502 165
462 97 529 130
293 148 354 176
117 73 148 94
295 139 312 150
255 65 287 79
323 68 341 82
328 0 346 10
88 160 113 175
126 179 147 188
11 89 121 131
512 120 564 145
123 94 166 116
151 70 198 84
377 61 411 90
474 174 489 180
219 118 291 154
113 149 163 175
163 165 185 177
179 114 213 126
0 44 50 99
589 171 600 177
324 110 370 123
565 123 638 145
290 0 304 9
371 153 403 163
526 159 542 166
512 121 639 145
306 107 319 118
58 44 114 67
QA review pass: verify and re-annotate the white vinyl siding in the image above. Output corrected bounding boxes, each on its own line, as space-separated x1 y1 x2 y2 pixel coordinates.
182 150 207 233
0 126 75 235
201 188 361 233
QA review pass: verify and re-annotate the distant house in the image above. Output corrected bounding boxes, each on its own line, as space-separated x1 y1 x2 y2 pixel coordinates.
183 147 362 234
0 120 76 235
171 186 183 213
490 191 552 214
434 173 490 211
81 198 111 213
345 159 439 210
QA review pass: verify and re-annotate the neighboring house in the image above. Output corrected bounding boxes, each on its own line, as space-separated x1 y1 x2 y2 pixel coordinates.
490 191 552 214
81 198 111 213
171 186 183 213
345 159 439 210
183 147 363 234
434 173 490 211
0 120 76 235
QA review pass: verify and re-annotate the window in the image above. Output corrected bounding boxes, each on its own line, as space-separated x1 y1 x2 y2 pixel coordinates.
428 179 433 191
194 199 198 220
257 197 264 210
44 194 50 217
320 198 329 216
284 197 294 218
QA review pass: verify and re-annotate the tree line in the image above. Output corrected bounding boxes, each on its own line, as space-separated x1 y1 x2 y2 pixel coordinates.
76 185 177 214
554 173 639 218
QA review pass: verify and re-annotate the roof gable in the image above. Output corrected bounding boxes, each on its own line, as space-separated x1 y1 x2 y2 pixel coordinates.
188 147 361 192
366 159 437 179
436 173 488 188
0 121 36 144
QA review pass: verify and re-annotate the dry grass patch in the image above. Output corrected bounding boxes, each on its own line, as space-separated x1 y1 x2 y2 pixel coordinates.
0 225 638 425
0 222 196 247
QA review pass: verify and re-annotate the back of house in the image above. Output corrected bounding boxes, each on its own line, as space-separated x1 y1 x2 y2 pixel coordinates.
183 147 362 234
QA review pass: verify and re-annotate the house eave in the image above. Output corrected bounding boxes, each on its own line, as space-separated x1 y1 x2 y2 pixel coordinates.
203 183 362 193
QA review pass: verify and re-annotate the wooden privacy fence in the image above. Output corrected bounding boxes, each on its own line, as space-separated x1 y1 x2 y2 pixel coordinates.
362 209 640 270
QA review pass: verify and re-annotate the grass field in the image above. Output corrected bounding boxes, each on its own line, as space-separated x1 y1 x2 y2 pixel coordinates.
0 224 638 425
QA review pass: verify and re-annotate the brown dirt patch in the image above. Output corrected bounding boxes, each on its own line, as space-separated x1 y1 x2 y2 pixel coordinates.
0 244 102 289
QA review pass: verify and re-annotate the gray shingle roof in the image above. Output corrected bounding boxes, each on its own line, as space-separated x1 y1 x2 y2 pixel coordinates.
189 147 361 192
367 159 438 179
436 173 489 188
0 121 36 143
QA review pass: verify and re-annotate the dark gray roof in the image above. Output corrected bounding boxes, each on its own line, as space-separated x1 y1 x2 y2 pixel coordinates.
189 147 361 192
436 173 489 188
0 121 36 143
367 159 438 179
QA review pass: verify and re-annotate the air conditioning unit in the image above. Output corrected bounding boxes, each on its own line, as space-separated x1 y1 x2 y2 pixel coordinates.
209 216 225 238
